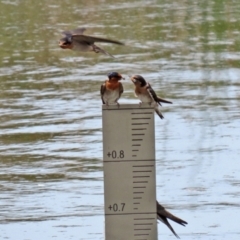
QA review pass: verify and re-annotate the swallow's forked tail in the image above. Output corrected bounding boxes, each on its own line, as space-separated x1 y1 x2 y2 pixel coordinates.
155 107 164 119
157 216 180 239
157 97 172 105
156 201 188 239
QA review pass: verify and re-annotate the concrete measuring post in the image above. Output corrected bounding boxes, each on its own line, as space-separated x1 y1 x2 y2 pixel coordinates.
102 103 158 240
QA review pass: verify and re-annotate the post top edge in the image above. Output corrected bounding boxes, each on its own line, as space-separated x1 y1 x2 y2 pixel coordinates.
102 103 154 110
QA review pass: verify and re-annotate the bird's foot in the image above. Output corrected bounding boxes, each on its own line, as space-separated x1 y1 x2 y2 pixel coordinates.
93 45 100 53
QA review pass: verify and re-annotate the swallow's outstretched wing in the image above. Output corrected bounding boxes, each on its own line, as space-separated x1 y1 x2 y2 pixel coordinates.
72 34 124 45
100 82 107 104
147 83 172 106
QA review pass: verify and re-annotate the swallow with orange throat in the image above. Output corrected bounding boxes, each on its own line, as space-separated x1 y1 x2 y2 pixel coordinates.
59 28 124 58
101 72 124 106
131 75 172 119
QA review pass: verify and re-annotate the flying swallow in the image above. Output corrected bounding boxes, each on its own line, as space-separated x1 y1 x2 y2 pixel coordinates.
131 75 172 119
100 72 124 106
59 28 124 58
157 201 187 239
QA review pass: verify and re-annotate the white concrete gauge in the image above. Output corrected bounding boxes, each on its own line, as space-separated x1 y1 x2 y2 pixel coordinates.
102 104 158 240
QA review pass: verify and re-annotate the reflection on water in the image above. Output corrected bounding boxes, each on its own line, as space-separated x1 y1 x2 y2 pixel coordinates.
0 0 240 239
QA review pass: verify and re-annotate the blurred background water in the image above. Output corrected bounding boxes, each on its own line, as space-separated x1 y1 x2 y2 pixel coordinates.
0 0 240 239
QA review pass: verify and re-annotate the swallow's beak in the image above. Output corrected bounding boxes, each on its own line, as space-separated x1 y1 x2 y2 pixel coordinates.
59 41 65 48
119 74 125 80
59 40 73 49
131 76 136 83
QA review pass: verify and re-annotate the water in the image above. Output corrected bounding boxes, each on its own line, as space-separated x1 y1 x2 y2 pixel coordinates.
0 0 240 239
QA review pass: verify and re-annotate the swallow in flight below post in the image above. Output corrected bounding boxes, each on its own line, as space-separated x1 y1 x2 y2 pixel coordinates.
100 72 124 106
130 75 172 119
157 201 188 238
59 27 124 58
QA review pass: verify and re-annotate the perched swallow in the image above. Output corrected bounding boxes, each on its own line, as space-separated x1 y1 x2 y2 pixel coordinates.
157 201 187 239
59 28 124 58
131 75 172 119
100 72 124 106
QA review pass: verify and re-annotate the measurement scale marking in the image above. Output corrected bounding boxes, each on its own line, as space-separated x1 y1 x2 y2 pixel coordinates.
133 174 150 176
134 234 149 236
133 170 152 173
132 118 151 120
105 159 155 162
134 223 153 226
134 228 152 231
134 217 156 220
106 212 156 216
133 176 150 178
131 128 147 130
104 159 155 162
134 233 150 236
132 133 145 136
132 123 149 125
131 112 152 115
133 181 148 183
133 165 154 167
133 197 142 199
